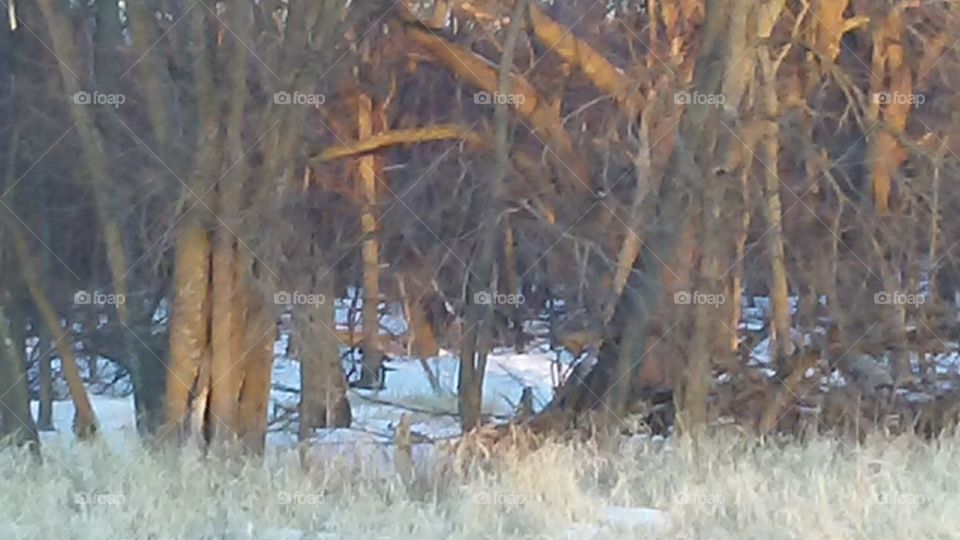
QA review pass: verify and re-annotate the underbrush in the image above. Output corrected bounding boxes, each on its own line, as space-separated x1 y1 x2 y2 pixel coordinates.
1 433 957 539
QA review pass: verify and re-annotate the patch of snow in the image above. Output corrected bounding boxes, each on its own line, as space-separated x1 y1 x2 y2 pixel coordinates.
827 370 847 387
563 506 671 538
32 395 137 449
932 351 960 374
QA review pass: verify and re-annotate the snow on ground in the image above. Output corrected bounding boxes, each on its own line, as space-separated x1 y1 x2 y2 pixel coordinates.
24 333 669 540
269 344 567 448
334 288 409 337
31 322 570 454
563 506 672 538
30 395 137 452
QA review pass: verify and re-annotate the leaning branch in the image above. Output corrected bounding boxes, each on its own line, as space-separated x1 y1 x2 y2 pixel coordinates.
403 24 591 193
527 4 637 113
312 124 483 162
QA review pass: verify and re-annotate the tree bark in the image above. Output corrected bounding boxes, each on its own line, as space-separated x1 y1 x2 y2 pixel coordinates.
356 93 384 389
551 0 751 425
208 228 242 443
868 5 913 215
298 272 351 440
12 228 97 438
399 275 440 360
36 331 54 431
237 289 276 454
458 0 528 431
207 0 252 445
162 224 212 443
37 0 130 327
0 301 39 452
757 39 794 371
502 219 525 349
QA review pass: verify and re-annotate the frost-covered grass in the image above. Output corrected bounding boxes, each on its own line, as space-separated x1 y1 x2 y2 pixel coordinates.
2 432 958 539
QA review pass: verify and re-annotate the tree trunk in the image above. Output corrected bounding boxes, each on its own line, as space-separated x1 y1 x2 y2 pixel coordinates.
0 302 39 452
36 331 54 431
205 0 253 448
237 289 276 454
458 0 528 431
162 223 212 443
604 105 658 324
397 275 443 394
12 228 97 439
550 0 752 425
868 6 912 215
357 93 384 389
502 220 525 349
208 231 242 444
37 0 130 328
758 51 794 371
298 272 351 440
399 275 440 359
866 5 914 381
728 154 753 358
127 331 168 437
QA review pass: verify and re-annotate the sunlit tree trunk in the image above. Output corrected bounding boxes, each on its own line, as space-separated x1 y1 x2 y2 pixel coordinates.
237 287 275 454
356 93 384 389
868 5 913 215
162 224 212 443
866 4 915 383
207 228 243 444
208 0 252 446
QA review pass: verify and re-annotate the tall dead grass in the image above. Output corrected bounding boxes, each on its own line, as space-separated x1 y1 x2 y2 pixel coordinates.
0 433 957 539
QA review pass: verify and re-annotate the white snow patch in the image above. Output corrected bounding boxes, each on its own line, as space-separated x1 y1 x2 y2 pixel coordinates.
563 506 671 538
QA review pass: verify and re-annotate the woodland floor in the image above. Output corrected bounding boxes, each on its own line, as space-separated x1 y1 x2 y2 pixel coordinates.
10 294 960 539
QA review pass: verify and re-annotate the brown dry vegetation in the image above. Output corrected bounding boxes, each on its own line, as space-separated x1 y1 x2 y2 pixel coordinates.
3 433 960 539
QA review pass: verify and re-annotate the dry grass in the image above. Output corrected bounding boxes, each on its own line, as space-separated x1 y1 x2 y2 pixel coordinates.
1 433 958 539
